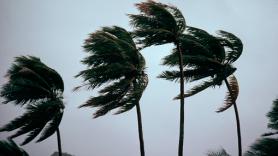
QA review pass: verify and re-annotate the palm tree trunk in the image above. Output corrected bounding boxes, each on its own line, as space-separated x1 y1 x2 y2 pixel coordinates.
224 79 242 156
136 103 145 156
176 41 185 156
56 128 62 156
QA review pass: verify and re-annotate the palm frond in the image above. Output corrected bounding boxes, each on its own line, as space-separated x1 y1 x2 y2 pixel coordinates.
266 99 278 131
36 111 63 142
174 77 220 100
0 139 29 156
182 78 220 98
217 75 239 112
0 99 64 145
262 131 278 137
186 26 225 62
244 138 278 156
216 30 243 63
158 68 217 82
115 74 148 114
1 56 64 105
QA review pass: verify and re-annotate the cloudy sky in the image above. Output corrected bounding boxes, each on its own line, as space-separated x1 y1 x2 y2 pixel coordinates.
1 0 278 156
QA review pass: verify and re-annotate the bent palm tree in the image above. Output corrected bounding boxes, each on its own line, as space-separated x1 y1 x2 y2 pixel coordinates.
129 1 187 155
75 26 148 156
0 139 29 156
0 56 65 156
159 27 243 156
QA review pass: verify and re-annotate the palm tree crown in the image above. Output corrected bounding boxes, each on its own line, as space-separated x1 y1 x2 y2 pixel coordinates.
75 26 148 117
0 56 65 145
159 27 243 111
129 0 186 48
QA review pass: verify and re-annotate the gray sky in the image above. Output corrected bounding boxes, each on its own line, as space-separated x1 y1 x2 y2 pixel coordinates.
1 0 278 156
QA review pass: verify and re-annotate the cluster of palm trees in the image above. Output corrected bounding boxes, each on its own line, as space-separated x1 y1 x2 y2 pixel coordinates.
0 1 244 156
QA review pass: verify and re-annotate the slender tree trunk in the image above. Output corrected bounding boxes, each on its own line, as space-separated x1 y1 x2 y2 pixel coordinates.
176 41 185 156
136 103 145 156
224 79 242 156
56 128 62 156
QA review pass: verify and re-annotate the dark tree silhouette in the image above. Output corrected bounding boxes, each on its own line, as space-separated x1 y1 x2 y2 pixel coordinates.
75 26 148 156
129 1 188 155
244 98 278 156
0 139 29 156
0 56 65 156
262 99 278 136
159 27 243 156
244 138 278 156
207 148 231 156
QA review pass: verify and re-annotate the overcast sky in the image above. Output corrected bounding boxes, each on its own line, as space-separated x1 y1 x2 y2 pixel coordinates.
1 0 278 156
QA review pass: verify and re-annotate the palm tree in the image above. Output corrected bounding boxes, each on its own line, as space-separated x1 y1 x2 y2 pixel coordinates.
207 148 231 156
262 99 278 136
75 26 148 156
0 139 29 156
159 27 243 156
128 1 188 155
0 56 65 156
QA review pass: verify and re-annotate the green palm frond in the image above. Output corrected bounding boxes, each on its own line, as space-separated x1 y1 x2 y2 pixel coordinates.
0 99 64 145
158 68 217 82
217 75 239 112
183 78 220 98
76 26 148 117
244 138 278 156
186 26 225 62
1 56 64 105
207 148 231 156
116 74 148 114
174 77 221 100
266 99 278 131
216 30 243 63
0 139 29 156
129 0 186 48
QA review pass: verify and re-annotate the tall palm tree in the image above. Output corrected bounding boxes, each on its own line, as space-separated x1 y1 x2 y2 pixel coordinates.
262 99 278 136
128 1 188 155
75 26 148 156
0 139 29 156
159 27 243 156
0 56 65 156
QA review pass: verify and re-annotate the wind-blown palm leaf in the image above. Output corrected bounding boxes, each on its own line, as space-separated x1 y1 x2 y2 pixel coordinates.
0 139 29 156
266 99 278 131
216 30 243 63
217 75 239 112
244 138 278 156
262 99 278 136
76 26 148 118
207 148 231 156
1 56 64 105
186 26 225 62
0 99 64 145
129 0 186 48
